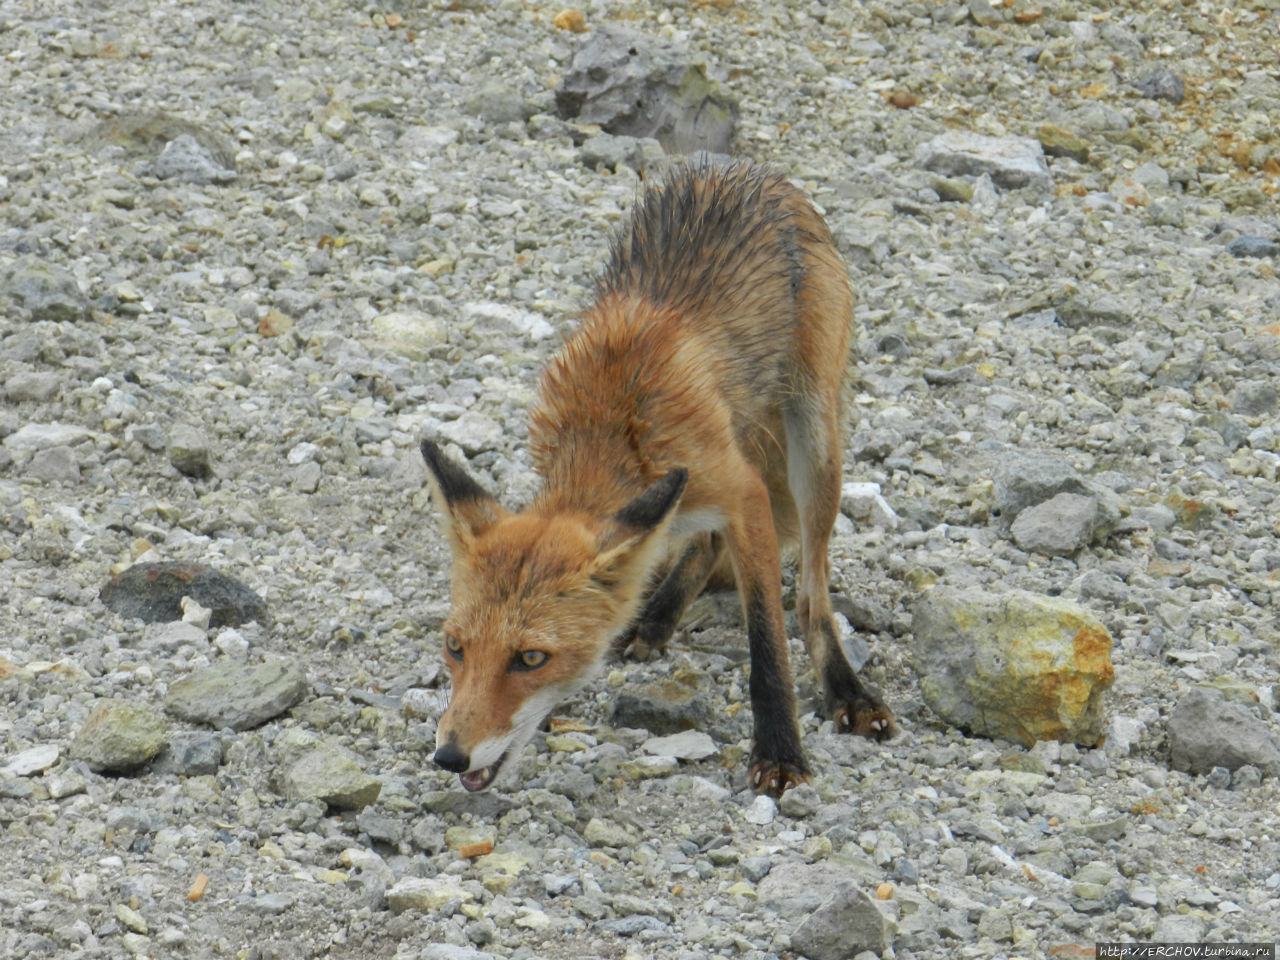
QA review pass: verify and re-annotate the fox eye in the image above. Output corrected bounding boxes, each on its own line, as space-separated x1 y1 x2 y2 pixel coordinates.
444 634 463 661
511 650 548 671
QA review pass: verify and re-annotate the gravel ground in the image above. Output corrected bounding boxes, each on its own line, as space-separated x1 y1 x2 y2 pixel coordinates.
3 1 1280 958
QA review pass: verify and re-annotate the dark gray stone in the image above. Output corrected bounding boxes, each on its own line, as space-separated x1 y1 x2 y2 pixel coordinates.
1166 687 1280 776
151 731 224 776
555 25 738 155
609 679 715 735
100 561 268 627
1227 236 1279 259
167 423 213 478
2 260 89 322
1135 69 1185 104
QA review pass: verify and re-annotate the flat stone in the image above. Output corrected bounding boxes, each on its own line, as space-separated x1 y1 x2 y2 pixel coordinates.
25 445 80 483
436 411 504 455
165 659 307 731
1 744 61 777
385 876 475 913
912 587 1114 747
2 422 95 452
370 311 449 361
914 130 1051 191
69 699 168 772
641 729 718 760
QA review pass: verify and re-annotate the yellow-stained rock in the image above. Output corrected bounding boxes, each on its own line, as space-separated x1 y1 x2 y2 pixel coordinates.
912 588 1114 747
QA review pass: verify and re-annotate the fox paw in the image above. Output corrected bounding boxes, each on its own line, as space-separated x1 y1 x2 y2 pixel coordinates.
831 698 896 741
748 759 811 798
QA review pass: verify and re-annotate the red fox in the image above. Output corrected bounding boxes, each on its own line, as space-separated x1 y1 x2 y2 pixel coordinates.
421 159 893 797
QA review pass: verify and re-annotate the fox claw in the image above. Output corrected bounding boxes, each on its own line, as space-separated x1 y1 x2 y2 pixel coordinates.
748 760 810 798
832 702 896 741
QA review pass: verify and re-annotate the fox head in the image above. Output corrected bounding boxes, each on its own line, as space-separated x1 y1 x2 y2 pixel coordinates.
419 439 686 792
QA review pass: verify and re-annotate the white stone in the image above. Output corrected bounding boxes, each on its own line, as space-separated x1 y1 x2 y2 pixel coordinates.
1 743 60 776
641 730 718 760
745 794 777 826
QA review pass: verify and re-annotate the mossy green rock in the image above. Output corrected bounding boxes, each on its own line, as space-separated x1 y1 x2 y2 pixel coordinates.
70 699 167 772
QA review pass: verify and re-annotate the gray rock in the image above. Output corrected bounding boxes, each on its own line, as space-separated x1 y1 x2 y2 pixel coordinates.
913 130 1051 191
1135 69 1185 104
416 947 499 960
1153 914 1206 942
436 411 504 455
167 424 213 478
152 134 236 184
790 884 894 960
1056 292 1129 328
758 862 864 914
4 371 61 402
99 561 268 627
1228 380 1278 416
278 741 382 810
594 915 670 936
165 659 308 731
69 699 168 772
1166 687 1280 776
1010 492 1098 555
992 452 1091 524
24 445 79 483
2 422 95 452
1227 236 1279 259
463 80 533 125
579 133 662 172
543 764 597 801
555 25 738 154
151 732 224 776
1 260 89 322
777 782 821 819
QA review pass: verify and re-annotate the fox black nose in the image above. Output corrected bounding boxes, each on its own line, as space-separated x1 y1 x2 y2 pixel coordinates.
433 741 470 773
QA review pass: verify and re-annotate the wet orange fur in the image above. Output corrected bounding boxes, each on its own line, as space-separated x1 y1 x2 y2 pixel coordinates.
423 160 891 796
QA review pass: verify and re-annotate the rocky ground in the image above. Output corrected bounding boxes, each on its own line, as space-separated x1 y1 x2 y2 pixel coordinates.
3 0 1280 958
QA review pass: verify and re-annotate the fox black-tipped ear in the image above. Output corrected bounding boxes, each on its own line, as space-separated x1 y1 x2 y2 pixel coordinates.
420 439 506 548
592 469 688 585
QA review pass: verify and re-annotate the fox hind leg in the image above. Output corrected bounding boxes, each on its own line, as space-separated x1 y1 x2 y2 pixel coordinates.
784 397 895 740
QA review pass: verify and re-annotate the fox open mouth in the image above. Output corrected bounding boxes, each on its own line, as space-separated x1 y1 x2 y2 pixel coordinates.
458 751 508 792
